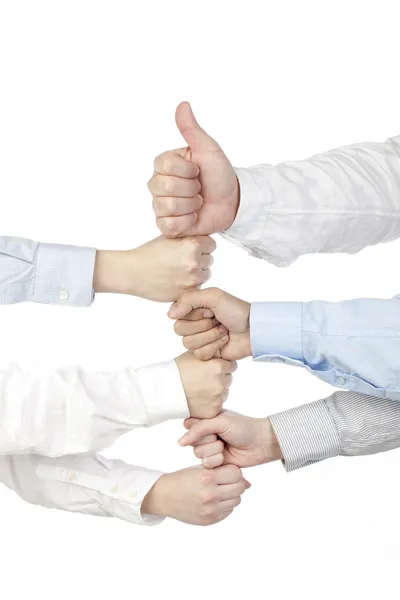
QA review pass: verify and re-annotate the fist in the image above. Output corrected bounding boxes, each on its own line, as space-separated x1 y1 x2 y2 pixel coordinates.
148 102 240 238
180 411 283 469
142 465 249 526
175 351 237 419
128 235 216 302
169 287 252 360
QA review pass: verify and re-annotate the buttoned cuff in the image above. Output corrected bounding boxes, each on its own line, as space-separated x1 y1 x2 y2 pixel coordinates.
250 302 303 360
269 400 341 472
136 360 189 427
34 456 165 526
32 243 96 307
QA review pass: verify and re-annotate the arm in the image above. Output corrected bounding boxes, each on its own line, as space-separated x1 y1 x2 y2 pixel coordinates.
170 288 400 400
0 352 234 456
0 234 215 306
223 135 400 266
149 103 400 266
180 390 400 472
0 453 248 527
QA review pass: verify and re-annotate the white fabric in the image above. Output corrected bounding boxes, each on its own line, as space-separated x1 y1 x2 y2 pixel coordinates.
222 135 400 266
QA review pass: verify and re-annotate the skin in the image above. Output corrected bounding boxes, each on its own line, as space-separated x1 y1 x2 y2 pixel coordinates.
169 287 252 360
175 351 237 419
179 411 283 469
148 101 240 238
141 464 250 526
93 235 216 302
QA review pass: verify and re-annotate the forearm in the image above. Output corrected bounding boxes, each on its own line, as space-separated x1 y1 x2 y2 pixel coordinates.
269 391 400 472
251 297 400 399
0 359 188 456
222 135 400 266
0 452 164 526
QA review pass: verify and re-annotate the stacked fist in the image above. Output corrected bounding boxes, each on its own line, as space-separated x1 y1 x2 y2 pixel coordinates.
142 102 282 527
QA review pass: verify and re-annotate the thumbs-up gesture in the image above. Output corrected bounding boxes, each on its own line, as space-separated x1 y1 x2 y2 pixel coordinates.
148 102 239 238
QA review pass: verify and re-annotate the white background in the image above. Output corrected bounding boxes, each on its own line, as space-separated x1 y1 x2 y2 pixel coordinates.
1 1 400 598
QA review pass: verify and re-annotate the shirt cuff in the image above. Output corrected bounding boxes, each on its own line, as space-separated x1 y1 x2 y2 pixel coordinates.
31 243 96 307
250 302 303 360
136 360 190 427
35 456 165 526
269 400 341 472
219 167 273 259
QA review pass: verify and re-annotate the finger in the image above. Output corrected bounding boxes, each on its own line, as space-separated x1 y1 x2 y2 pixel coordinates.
196 236 217 255
149 174 201 198
224 374 233 388
153 195 203 217
175 318 215 336
215 510 233 523
193 336 229 361
179 416 226 446
196 434 218 445
194 440 224 459
154 152 200 178
157 213 198 238
202 453 224 468
223 360 238 375
176 308 215 322
218 497 242 512
196 268 211 286
183 325 228 351
168 288 222 319
217 481 246 500
184 417 200 430
199 254 214 270
244 479 252 489
214 465 243 485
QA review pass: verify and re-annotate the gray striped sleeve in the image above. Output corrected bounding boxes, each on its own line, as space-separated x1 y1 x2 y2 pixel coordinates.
269 391 400 472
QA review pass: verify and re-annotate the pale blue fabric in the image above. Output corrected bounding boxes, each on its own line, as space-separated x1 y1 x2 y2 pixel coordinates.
251 298 400 401
0 236 96 306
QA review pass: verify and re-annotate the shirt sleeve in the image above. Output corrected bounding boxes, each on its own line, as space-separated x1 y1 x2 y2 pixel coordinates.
250 298 400 400
0 359 189 457
0 236 96 306
221 135 400 266
269 391 400 472
0 452 164 526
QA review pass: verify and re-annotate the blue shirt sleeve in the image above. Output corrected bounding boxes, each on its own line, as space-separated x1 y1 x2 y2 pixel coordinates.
250 298 400 401
0 236 96 307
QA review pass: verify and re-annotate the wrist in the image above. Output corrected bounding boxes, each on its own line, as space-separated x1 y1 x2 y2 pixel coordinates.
141 474 171 518
93 249 138 296
258 418 283 463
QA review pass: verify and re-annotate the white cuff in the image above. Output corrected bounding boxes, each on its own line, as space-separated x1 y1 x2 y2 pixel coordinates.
136 360 189 426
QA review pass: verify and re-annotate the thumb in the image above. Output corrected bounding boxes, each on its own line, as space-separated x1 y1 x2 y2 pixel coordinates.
168 289 213 319
175 101 221 153
178 416 223 447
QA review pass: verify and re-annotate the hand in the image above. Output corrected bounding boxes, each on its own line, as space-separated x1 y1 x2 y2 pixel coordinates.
169 287 251 360
148 101 240 238
175 352 237 419
93 235 215 302
179 411 283 469
141 465 250 526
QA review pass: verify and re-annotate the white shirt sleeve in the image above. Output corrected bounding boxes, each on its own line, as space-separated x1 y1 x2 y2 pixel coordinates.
0 359 189 457
221 135 400 266
0 452 164 526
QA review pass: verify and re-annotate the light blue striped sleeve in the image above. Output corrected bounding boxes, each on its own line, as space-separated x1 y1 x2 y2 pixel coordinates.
250 298 400 401
0 236 96 307
269 391 400 472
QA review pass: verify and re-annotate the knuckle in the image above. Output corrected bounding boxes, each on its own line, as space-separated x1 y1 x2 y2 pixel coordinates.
162 156 174 173
194 446 203 458
200 470 215 486
227 465 242 480
183 337 194 350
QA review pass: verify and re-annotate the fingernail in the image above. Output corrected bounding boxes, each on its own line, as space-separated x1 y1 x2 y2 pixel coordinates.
203 309 213 318
212 318 220 326
219 325 228 334
220 335 229 342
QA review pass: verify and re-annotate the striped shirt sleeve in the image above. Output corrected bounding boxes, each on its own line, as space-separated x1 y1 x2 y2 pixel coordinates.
269 391 400 472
